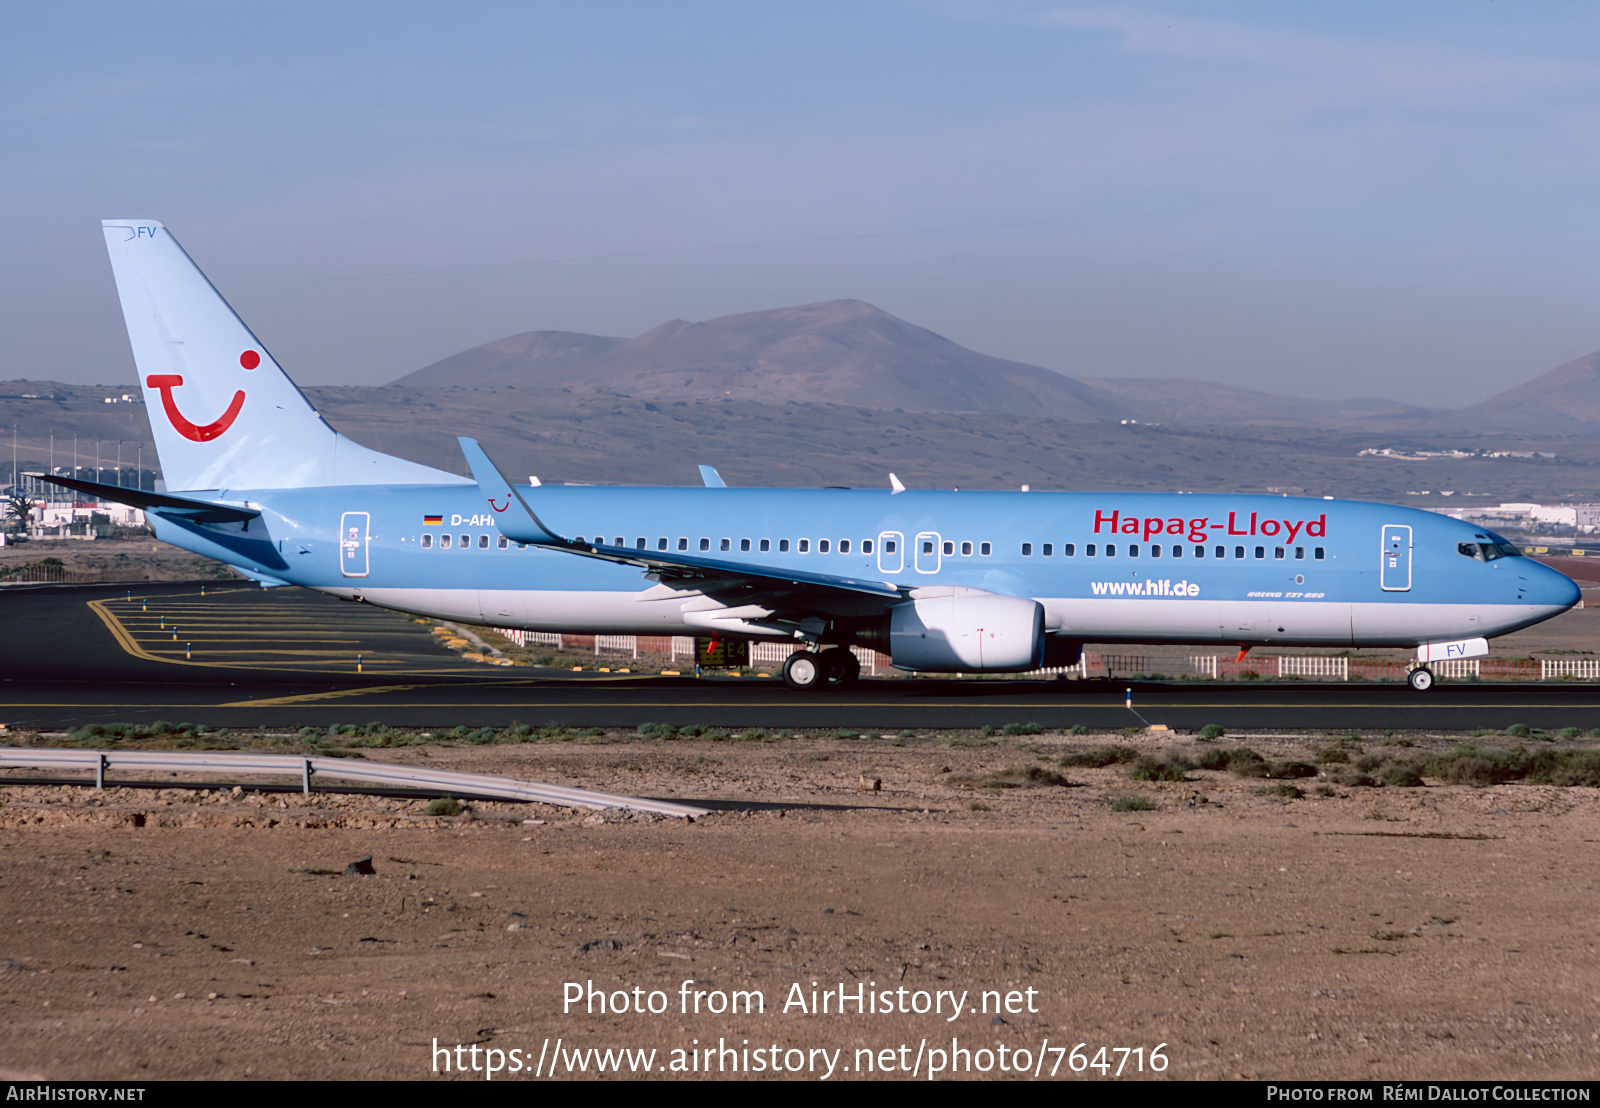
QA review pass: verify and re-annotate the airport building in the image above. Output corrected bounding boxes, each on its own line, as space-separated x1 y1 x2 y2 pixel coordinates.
1437 502 1600 533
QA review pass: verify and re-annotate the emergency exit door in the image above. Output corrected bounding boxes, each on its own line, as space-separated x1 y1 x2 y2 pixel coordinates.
1381 524 1411 591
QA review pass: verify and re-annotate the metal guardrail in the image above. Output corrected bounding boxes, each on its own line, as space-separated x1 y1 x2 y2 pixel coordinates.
0 748 710 818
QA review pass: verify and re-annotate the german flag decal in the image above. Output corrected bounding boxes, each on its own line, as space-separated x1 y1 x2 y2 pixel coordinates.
423 515 443 526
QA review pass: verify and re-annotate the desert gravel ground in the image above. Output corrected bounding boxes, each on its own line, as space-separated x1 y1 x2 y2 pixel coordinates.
1 729 1597 1082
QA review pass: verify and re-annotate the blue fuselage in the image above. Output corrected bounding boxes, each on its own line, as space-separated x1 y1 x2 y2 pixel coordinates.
152 484 1580 650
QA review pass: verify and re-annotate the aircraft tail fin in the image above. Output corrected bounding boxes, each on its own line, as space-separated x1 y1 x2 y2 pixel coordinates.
102 220 460 492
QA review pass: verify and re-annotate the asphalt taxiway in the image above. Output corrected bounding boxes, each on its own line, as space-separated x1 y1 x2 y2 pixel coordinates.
4 582 1600 733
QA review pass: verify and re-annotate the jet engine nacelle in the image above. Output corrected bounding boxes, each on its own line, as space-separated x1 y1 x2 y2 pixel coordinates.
888 588 1045 672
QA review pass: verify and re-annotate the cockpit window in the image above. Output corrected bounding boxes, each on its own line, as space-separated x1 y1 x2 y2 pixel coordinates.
1458 541 1522 562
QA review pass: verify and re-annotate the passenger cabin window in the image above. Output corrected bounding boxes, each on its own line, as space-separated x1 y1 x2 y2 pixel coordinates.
819 539 830 553
700 538 711 552
614 536 624 547
1171 544 1182 558
658 537 668 551
1314 547 1326 560
636 537 647 549
960 541 971 556
779 539 790 553
678 538 688 551
1233 546 1244 559
799 539 810 553
479 534 490 549
943 541 954 555
840 539 850 554
980 542 992 556
1128 544 1139 558
861 539 872 554
1043 543 1053 556
498 536 509 549
441 534 452 549
719 538 730 551
1254 546 1265 559
1150 544 1160 558
1021 543 1032 556
459 534 469 549
1085 543 1095 556
740 538 751 552
1193 545 1204 558
1105 543 1116 557
421 534 434 549
1274 546 1285 559
1064 543 1076 556
882 539 894 554
759 539 770 552
1294 546 1304 560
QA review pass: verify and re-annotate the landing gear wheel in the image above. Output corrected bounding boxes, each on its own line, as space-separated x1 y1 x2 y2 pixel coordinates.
1408 666 1434 692
783 650 824 691
819 647 860 686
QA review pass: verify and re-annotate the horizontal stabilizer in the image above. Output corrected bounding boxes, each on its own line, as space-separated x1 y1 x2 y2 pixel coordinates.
27 474 260 524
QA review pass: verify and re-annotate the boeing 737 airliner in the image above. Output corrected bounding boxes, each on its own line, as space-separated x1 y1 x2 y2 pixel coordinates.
47 220 1580 692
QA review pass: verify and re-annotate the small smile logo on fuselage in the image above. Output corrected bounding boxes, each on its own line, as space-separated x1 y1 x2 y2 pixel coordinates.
488 498 509 512
146 350 259 442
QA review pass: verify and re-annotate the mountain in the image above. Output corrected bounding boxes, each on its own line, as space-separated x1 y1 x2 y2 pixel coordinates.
1456 352 1600 434
396 300 1119 420
392 299 1433 428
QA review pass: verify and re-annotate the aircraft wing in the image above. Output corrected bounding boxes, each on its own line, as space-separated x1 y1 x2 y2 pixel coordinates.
456 438 902 605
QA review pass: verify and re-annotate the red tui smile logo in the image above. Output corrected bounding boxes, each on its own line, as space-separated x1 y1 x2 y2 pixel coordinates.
145 350 257 442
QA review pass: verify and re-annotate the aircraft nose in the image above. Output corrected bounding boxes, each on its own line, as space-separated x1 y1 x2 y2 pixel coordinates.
1527 561 1582 610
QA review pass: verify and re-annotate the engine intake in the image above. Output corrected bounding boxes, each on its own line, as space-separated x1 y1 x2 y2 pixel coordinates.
889 589 1045 672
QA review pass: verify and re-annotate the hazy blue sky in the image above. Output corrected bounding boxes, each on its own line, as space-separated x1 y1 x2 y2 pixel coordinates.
4 1 1599 406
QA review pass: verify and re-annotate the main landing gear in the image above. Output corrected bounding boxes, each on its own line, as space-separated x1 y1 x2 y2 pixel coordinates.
1406 664 1435 692
782 647 861 691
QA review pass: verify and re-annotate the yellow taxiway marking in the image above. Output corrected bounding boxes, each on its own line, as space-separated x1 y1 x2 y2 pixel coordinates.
88 598 463 676
220 685 427 707
88 599 211 668
142 650 399 659
129 636 387 644
116 617 369 627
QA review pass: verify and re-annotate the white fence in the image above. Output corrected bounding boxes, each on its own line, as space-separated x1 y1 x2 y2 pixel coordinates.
487 629 1600 682
1541 658 1600 680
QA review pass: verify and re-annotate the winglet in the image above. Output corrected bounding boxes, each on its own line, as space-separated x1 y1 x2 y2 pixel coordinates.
457 437 568 545
889 473 906 494
698 465 728 488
